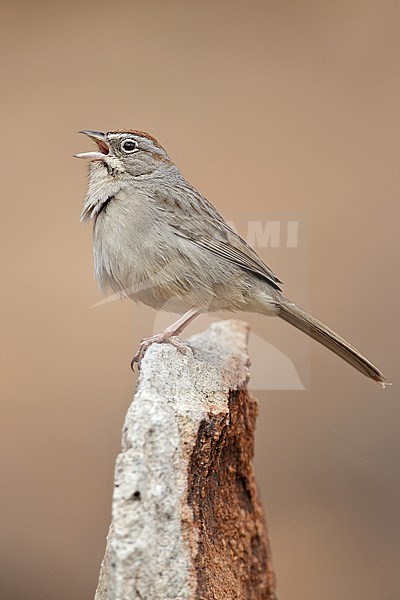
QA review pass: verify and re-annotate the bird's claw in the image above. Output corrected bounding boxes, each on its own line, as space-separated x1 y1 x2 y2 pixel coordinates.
130 334 192 371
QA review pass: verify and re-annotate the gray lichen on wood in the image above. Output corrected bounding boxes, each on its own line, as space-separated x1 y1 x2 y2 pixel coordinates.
95 320 277 600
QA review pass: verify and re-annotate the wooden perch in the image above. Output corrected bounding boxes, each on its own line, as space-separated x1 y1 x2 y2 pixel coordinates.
95 320 277 600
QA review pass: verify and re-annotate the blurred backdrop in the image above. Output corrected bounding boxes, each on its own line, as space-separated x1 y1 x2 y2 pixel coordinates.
1 1 399 599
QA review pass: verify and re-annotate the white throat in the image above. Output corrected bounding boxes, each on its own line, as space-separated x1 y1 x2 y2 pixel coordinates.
80 161 126 222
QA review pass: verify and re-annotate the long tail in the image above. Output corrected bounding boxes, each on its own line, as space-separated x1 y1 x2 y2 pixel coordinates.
278 300 389 387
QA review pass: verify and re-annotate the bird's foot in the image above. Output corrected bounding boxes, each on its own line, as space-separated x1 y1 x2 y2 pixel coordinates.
131 333 191 370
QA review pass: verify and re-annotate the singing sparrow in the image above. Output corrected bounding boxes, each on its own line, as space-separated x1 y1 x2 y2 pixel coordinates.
75 129 388 386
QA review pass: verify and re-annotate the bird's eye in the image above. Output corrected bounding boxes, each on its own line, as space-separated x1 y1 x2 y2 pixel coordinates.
121 139 138 153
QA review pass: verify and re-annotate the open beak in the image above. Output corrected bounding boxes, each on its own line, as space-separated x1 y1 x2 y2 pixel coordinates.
74 130 110 161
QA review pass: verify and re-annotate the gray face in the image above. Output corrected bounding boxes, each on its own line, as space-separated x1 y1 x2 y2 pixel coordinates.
76 129 172 178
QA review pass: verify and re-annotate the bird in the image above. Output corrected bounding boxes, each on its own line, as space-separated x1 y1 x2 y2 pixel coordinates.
75 129 389 387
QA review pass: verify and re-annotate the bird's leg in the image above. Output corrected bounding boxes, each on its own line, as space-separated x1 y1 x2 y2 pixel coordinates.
131 308 200 369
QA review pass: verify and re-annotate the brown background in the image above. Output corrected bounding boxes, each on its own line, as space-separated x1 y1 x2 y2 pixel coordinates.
1 1 399 599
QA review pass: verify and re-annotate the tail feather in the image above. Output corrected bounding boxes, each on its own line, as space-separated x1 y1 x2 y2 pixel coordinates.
279 300 389 387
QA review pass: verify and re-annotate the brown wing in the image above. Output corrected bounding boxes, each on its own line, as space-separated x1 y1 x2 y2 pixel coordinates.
154 184 283 291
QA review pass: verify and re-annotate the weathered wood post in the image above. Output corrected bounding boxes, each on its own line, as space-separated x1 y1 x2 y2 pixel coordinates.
95 320 277 600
